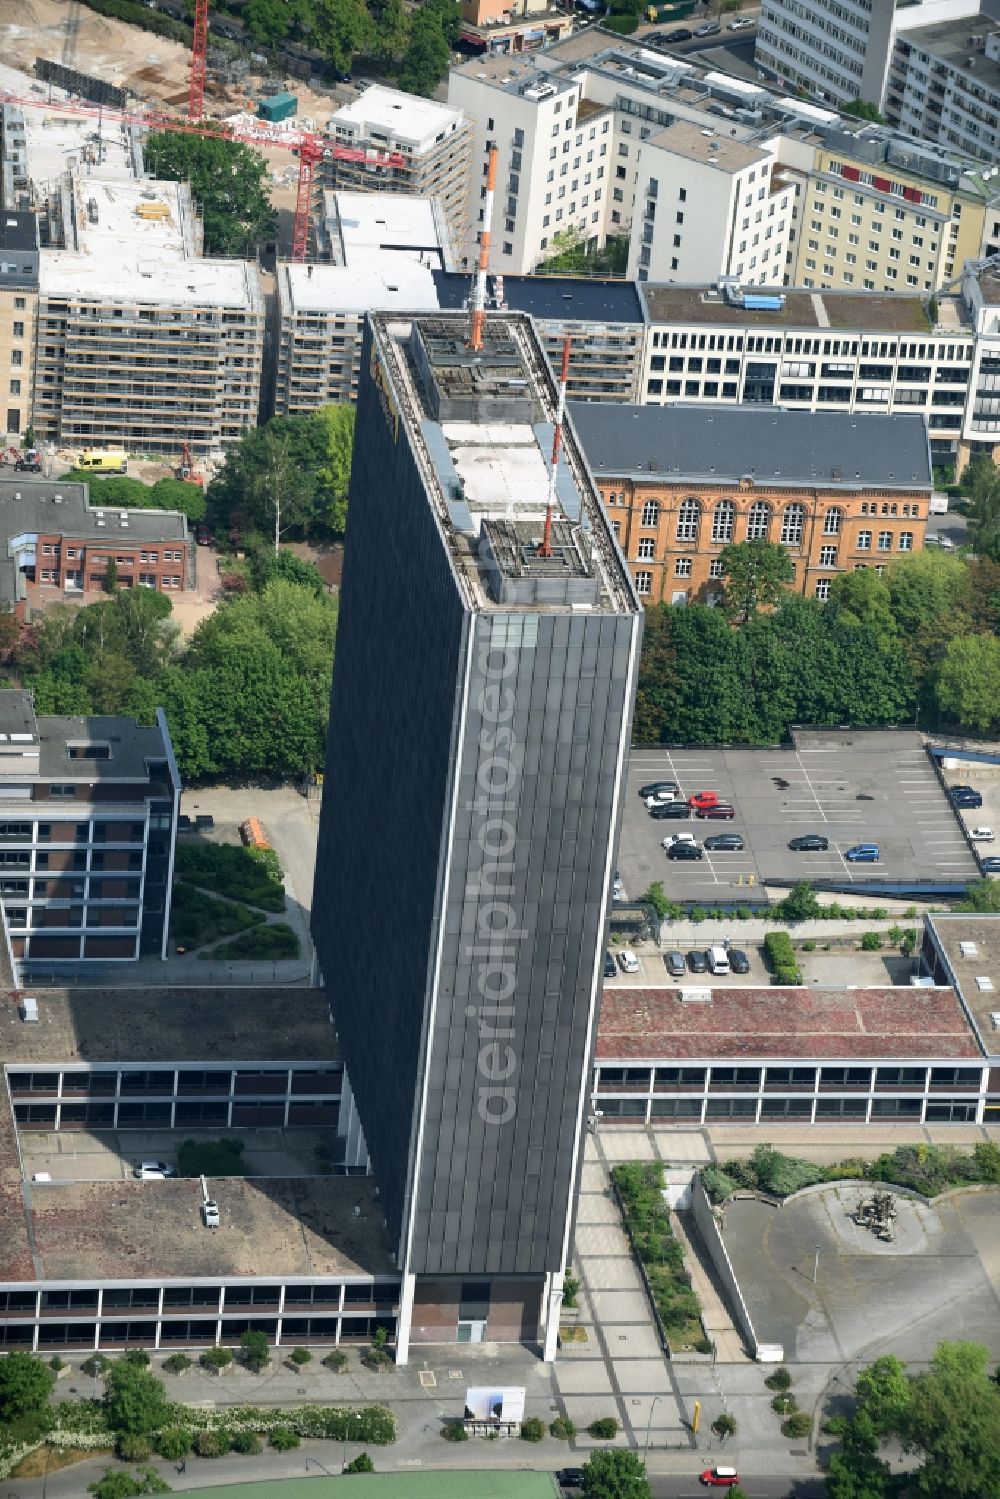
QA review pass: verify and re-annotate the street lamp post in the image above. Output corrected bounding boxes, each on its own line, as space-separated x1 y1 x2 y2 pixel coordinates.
643 1394 664 1460
812 1244 820 1284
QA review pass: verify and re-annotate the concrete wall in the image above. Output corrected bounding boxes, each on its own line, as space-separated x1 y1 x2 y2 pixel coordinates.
690 1173 761 1359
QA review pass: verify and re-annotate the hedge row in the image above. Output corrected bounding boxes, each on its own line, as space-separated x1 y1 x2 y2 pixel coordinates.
763 931 802 984
704 1140 1000 1202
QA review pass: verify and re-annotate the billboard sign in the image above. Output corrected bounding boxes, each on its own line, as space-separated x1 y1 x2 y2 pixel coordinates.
464 1387 526 1423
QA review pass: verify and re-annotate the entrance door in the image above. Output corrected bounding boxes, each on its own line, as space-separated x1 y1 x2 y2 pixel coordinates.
456 1319 487 1343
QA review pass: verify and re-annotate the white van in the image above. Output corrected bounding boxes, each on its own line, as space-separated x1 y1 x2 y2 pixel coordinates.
707 945 730 976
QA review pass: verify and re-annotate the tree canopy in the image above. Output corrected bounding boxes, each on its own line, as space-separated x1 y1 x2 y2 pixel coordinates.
0 1350 56 1421
581 1449 652 1499
64 472 206 523
719 539 795 624
825 1342 1000 1499
241 0 457 94
103 1361 170 1436
143 133 275 256
207 406 354 545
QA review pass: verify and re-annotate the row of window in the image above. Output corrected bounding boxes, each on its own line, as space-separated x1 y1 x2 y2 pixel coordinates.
596 1065 983 1088
40 547 184 562
606 497 919 551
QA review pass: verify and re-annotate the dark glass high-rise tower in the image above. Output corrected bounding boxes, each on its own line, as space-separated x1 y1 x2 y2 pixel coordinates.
312 312 641 1361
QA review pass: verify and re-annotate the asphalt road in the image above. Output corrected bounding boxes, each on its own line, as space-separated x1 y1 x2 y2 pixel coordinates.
651 1482 823 1499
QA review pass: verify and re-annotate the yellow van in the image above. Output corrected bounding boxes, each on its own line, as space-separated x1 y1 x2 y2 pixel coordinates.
78 449 128 474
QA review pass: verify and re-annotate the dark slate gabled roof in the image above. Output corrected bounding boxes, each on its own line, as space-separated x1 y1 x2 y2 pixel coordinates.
571 403 933 489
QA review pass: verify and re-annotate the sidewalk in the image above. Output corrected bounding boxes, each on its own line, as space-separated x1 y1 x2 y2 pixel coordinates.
670 1212 749 1366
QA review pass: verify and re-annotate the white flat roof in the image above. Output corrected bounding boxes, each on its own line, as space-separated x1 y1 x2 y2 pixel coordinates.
65 176 197 261
281 258 440 315
40 249 259 308
443 422 553 517
16 104 138 189
329 191 442 259
329 85 463 151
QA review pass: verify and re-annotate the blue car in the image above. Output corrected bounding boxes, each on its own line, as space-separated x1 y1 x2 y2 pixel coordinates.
845 843 880 863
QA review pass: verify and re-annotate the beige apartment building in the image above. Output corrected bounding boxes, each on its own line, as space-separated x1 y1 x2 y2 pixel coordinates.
0 211 38 445
786 133 990 294
32 176 263 454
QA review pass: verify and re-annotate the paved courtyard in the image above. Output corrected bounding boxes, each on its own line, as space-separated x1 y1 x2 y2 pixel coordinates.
722 1185 1000 1369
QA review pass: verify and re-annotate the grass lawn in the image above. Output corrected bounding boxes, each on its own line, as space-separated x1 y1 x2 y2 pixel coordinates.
171 882 264 949
203 922 300 961
176 842 286 912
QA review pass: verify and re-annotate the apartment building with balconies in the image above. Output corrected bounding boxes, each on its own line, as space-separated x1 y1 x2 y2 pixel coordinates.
0 211 38 447
0 690 179 968
574 402 932 605
885 12 1000 163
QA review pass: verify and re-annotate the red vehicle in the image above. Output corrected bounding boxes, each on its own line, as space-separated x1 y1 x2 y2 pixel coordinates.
696 803 736 820
700 1469 740 1488
688 791 720 811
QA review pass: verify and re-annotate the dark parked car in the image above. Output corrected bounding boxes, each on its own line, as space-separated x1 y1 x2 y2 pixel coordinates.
668 842 704 860
729 949 750 975
650 801 691 820
664 949 686 977
639 780 679 798
557 1473 585 1492
663 26 692 40
604 951 616 979
696 803 736 820
951 785 983 808
687 949 709 973
704 833 744 851
980 856 1000 875
788 834 829 851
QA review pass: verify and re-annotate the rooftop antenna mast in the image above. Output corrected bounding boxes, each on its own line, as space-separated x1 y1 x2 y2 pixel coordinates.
469 142 498 352
538 336 572 558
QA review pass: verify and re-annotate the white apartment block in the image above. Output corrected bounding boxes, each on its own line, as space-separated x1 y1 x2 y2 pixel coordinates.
960 260 1000 447
629 122 793 287
322 87 472 264
636 280 977 467
885 12 1000 163
756 0 999 108
449 59 615 275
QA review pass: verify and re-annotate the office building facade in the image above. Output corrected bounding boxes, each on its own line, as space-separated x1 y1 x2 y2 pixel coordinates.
312 311 641 1361
0 210 38 446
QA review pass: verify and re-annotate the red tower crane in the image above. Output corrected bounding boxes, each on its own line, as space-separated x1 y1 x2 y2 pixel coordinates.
188 0 210 121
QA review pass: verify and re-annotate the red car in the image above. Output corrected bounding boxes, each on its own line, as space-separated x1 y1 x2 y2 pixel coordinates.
700 1470 740 1489
688 790 720 811
696 803 736 820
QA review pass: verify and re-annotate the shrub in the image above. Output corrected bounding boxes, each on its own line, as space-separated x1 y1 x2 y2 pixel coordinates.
103 1362 169 1437
0 1351 57 1419
288 1348 312 1367
562 1271 581 1310
777 882 821 922
82 1355 111 1378
200 1347 233 1373
745 1144 826 1197
694 1337 715 1355
194 1428 231 1458
117 1435 152 1461
122 1350 150 1368
269 1426 300 1451
771 1394 797 1415
441 1422 468 1441
822 1416 849 1436
550 1416 576 1439
322 1350 349 1372
701 1165 737 1204
781 1411 812 1439
155 1428 192 1460
48 1356 67 1373
588 1417 618 1439
765 1367 792 1391
209 922 299 961
161 1355 192 1376
344 1452 375 1473
801 939 816 952
860 931 882 951
231 1430 263 1454
240 1330 270 1372
175 841 284 912
973 1140 1000 1183
711 1413 737 1440
689 906 707 924
520 1417 545 1442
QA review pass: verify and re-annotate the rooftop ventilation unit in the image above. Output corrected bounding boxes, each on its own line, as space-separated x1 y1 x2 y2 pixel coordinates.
21 996 38 1023
976 975 994 991
959 940 979 957
679 986 712 1003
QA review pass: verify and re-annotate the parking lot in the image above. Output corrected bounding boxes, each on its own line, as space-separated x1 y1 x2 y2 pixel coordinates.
20 1128 328 1183
618 730 978 903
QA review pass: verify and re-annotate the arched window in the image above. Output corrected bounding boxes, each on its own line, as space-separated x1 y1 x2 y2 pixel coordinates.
676 497 700 542
746 500 771 541
712 499 736 544
780 503 805 545
641 499 660 527
823 507 843 535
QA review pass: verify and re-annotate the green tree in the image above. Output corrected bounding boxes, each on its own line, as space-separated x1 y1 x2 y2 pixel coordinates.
144 133 275 256
240 1328 270 1371
828 568 898 647
640 881 670 919
103 1361 170 1436
964 455 1000 560
207 410 350 544
719 540 795 624
958 877 1000 913
311 0 375 72
855 1355 911 1438
88 1471 170 1499
103 556 119 595
0 1350 56 1420
843 98 884 122
315 402 356 536
777 881 821 922
244 0 295 45
935 634 1000 733
902 1342 1000 1499
149 478 207 523
825 1410 893 1499
581 1449 652 1499
961 556 1000 635
344 1452 376 1473
397 7 452 97
886 549 967 679
373 0 409 59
